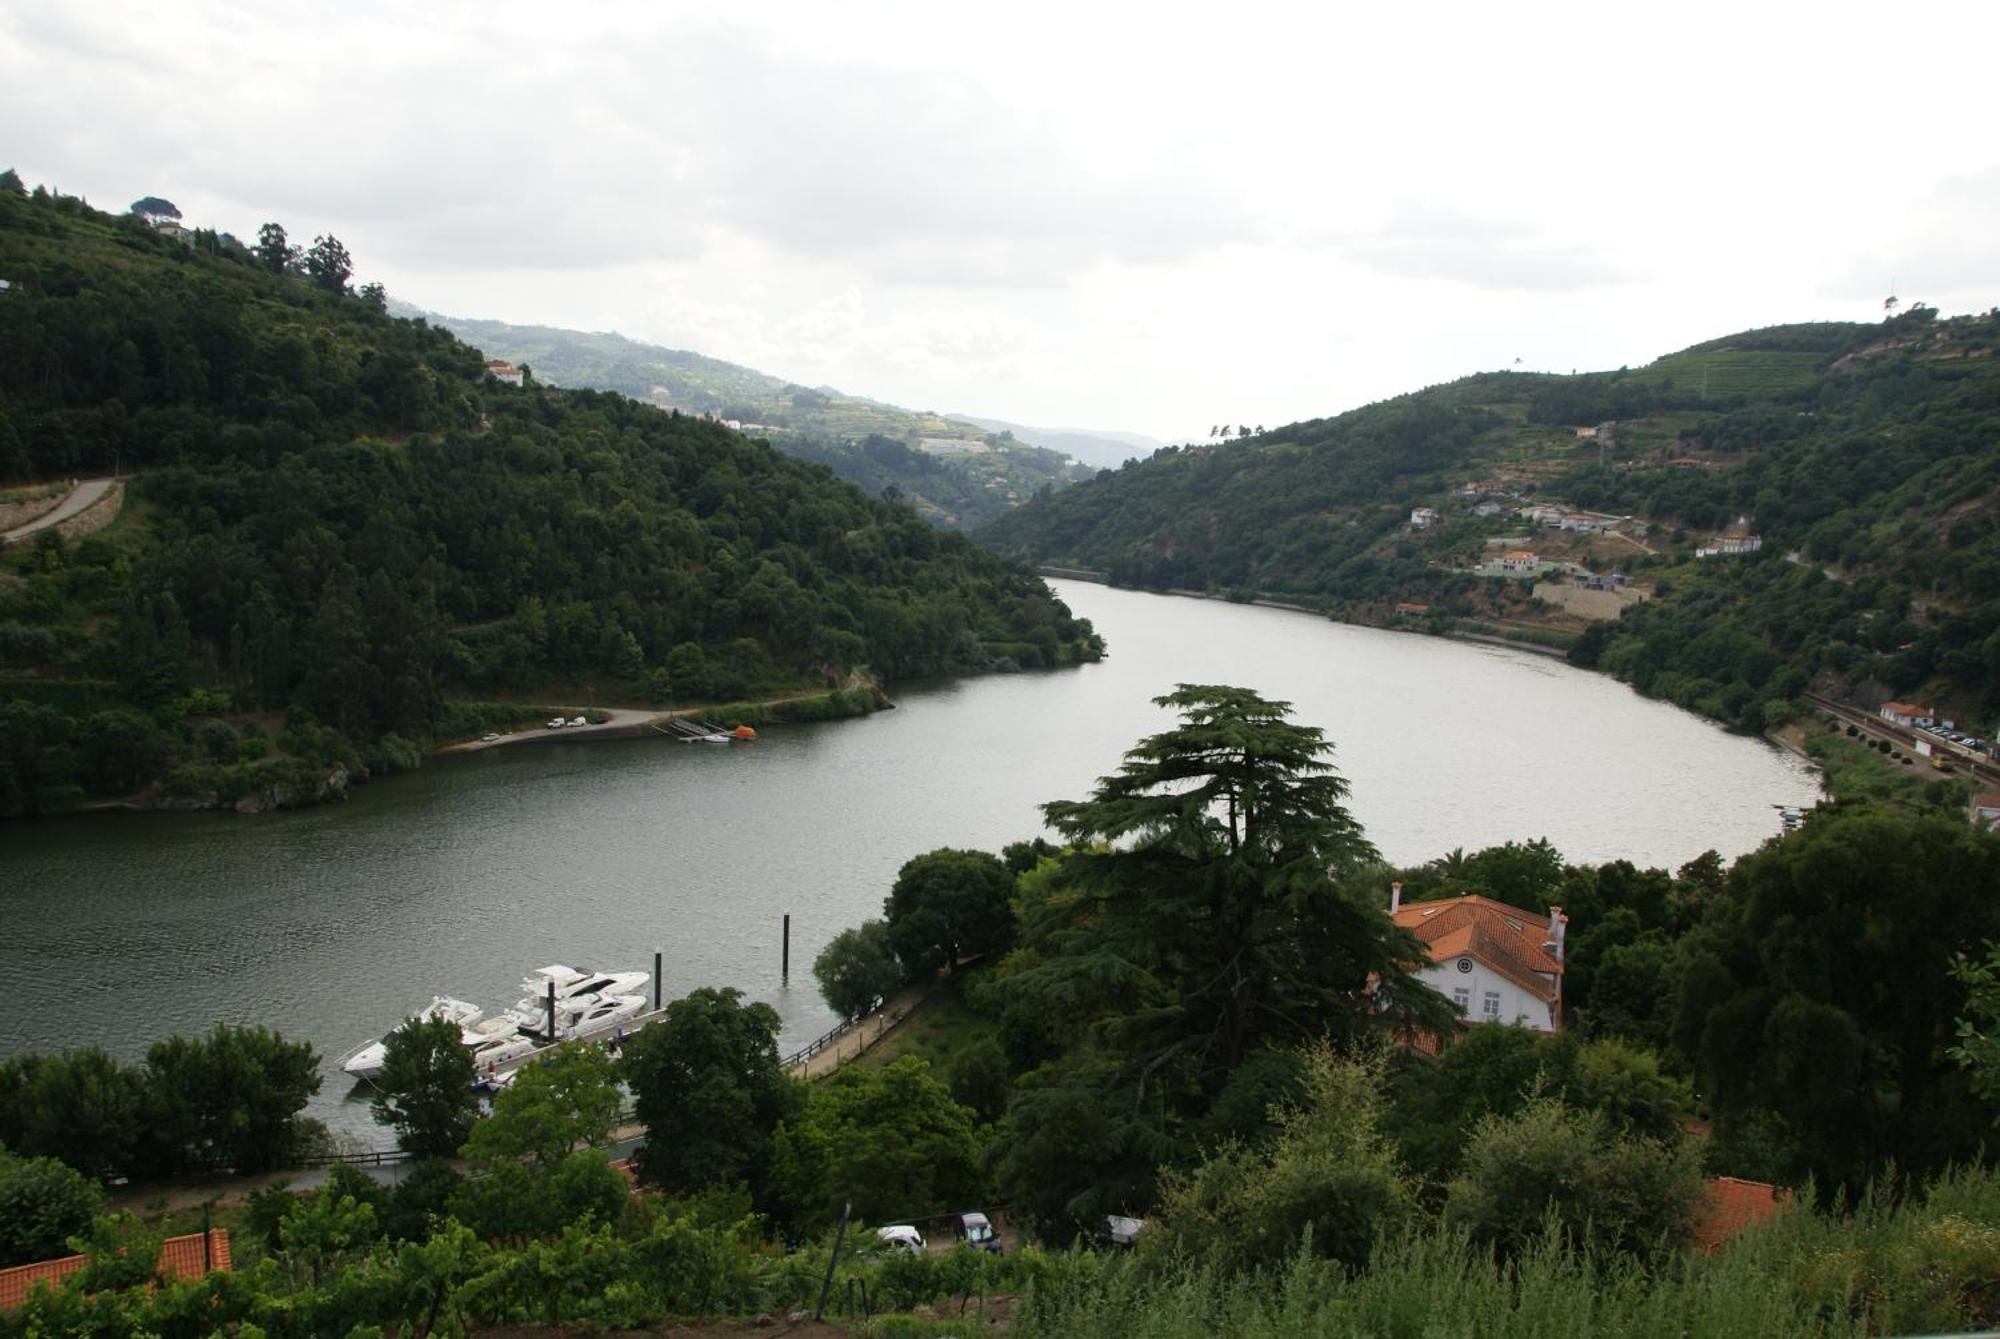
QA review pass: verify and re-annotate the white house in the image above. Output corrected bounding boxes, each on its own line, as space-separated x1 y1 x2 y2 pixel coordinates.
1975 793 2000 828
1390 885 1566 1034
1880 701 1932 727
483 359 525 387
1498 550 1540 574
1410 507 1440 529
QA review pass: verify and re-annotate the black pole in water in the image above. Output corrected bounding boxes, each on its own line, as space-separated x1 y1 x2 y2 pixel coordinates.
653 950 662 1011
546 981 556 1041
782 914 791 982
815 1200 851 1321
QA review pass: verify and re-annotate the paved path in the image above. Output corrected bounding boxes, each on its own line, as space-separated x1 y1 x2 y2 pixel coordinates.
1 478 114 544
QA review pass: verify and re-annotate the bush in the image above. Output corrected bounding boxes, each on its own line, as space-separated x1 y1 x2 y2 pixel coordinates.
0 1147 105 1267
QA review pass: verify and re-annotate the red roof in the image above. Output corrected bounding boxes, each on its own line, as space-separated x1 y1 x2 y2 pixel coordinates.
1691 1177 1787 1251
0 1255 86 1312
0 1229 230 1311
1392 895 1564 1004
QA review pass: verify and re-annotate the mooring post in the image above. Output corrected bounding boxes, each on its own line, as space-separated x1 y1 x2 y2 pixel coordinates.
815 1200 851 1321
653 950 662 1011
545 981 556 1040
782 914 791 982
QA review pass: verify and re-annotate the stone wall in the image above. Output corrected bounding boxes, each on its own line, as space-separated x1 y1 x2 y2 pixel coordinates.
56 480 125 541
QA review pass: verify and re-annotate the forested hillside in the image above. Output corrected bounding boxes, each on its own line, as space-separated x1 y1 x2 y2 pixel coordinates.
0 180 1099 816
422 314 1096 528
981 311 2000 733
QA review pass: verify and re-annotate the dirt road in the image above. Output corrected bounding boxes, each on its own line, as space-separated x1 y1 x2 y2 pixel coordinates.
1 478 115 544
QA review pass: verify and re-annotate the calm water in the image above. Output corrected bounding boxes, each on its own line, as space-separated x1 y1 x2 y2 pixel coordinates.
0 581 1818 1142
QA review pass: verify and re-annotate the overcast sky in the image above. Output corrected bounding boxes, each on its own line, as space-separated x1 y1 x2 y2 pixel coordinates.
6 0 1997 440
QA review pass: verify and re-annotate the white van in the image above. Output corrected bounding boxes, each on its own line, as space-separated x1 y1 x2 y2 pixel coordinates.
876 1225 925 1255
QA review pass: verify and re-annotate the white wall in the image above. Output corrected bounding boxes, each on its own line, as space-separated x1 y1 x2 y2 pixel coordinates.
1415 958 1557 1032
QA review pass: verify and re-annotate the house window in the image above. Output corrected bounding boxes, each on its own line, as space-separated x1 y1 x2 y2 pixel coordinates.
1452 987 1470 1015
1482 991 1500 1018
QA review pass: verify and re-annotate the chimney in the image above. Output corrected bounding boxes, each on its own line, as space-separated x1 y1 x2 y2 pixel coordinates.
1389 881 1403 915
1544 906 1567 962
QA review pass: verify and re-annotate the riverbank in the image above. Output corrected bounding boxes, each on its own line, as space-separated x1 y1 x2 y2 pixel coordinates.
432 681 890 756
1039 568 1578 662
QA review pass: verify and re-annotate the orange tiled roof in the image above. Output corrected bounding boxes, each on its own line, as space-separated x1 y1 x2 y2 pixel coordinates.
1393 895 1563 1004
0 1254 87 1312
1691 1177 1787 1251
156 1230 231 1282
0 1229 230 1311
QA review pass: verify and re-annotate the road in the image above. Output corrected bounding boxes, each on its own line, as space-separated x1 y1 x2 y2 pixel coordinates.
433 706 670 754
1 478 115 544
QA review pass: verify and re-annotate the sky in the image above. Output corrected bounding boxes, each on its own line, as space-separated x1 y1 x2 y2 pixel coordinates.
5 0 1998 441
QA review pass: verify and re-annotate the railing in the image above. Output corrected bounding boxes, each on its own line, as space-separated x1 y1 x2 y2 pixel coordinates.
782 1001 908 1071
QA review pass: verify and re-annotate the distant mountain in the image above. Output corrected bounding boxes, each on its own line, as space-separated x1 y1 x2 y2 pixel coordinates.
980 311 2000 736
947 415 1164 470
403 310 1094 528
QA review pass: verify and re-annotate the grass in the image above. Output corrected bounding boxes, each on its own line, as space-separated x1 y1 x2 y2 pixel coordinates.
1803 725 1962 803
856 972 993 1076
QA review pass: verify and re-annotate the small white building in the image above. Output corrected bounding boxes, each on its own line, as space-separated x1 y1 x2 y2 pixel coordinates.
483 359 525 387
1975 793 2000 828
1879 701 1933 728
1410 507 1440 529
1390 886 1566 1034
1498 550 1540 574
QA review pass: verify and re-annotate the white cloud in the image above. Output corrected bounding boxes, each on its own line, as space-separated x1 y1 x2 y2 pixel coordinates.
4 0 1999 439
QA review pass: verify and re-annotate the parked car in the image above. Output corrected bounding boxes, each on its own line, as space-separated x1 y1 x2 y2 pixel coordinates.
955 1211 1001 1253
481 733 500 742
569 715 588 727
876 1225 925 1255
1104 1215 1147 1248
545 717 566 729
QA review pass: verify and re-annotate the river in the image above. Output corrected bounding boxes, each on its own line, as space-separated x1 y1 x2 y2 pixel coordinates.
0 580 1819 1143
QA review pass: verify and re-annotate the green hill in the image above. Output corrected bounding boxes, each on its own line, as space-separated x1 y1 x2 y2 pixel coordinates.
0 180 1100 817
980 311 2000 734
419 313 1096 528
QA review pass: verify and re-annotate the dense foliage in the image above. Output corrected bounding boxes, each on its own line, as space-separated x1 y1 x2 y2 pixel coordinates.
0 181 1099 815
982 311 2000 731
0 1025 320 1180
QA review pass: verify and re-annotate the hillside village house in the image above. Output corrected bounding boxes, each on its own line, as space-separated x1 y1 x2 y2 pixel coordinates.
1390 884 1566 1034
1880 701 1935 727
1410 507 1440 529
1498 550 1540 574
483 359 525 387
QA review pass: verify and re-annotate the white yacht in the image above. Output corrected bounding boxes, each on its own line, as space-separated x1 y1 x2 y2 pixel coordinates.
507 965 649 1022
508 989 648 1043
341 996 485 1081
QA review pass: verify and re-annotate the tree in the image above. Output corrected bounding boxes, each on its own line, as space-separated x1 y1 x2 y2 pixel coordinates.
15 1047 148 1181
621 987 798 1198
128 196 179 220
0 1147 105 1267
370 1014 480 1158
883 848 1016 979
1677 804 2000 1195
255 221 295 273
143 1025 320 1174
304 234 353 295
1150 1045 1411 1274
813 919 902 1022
357 281 387 313
769 1056 983 1231
1012 685 1451 1087
461 1042 621 1168
1443 1097 1702 1263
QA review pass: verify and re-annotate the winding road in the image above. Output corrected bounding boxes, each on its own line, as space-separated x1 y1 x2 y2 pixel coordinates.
1 478 115 544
